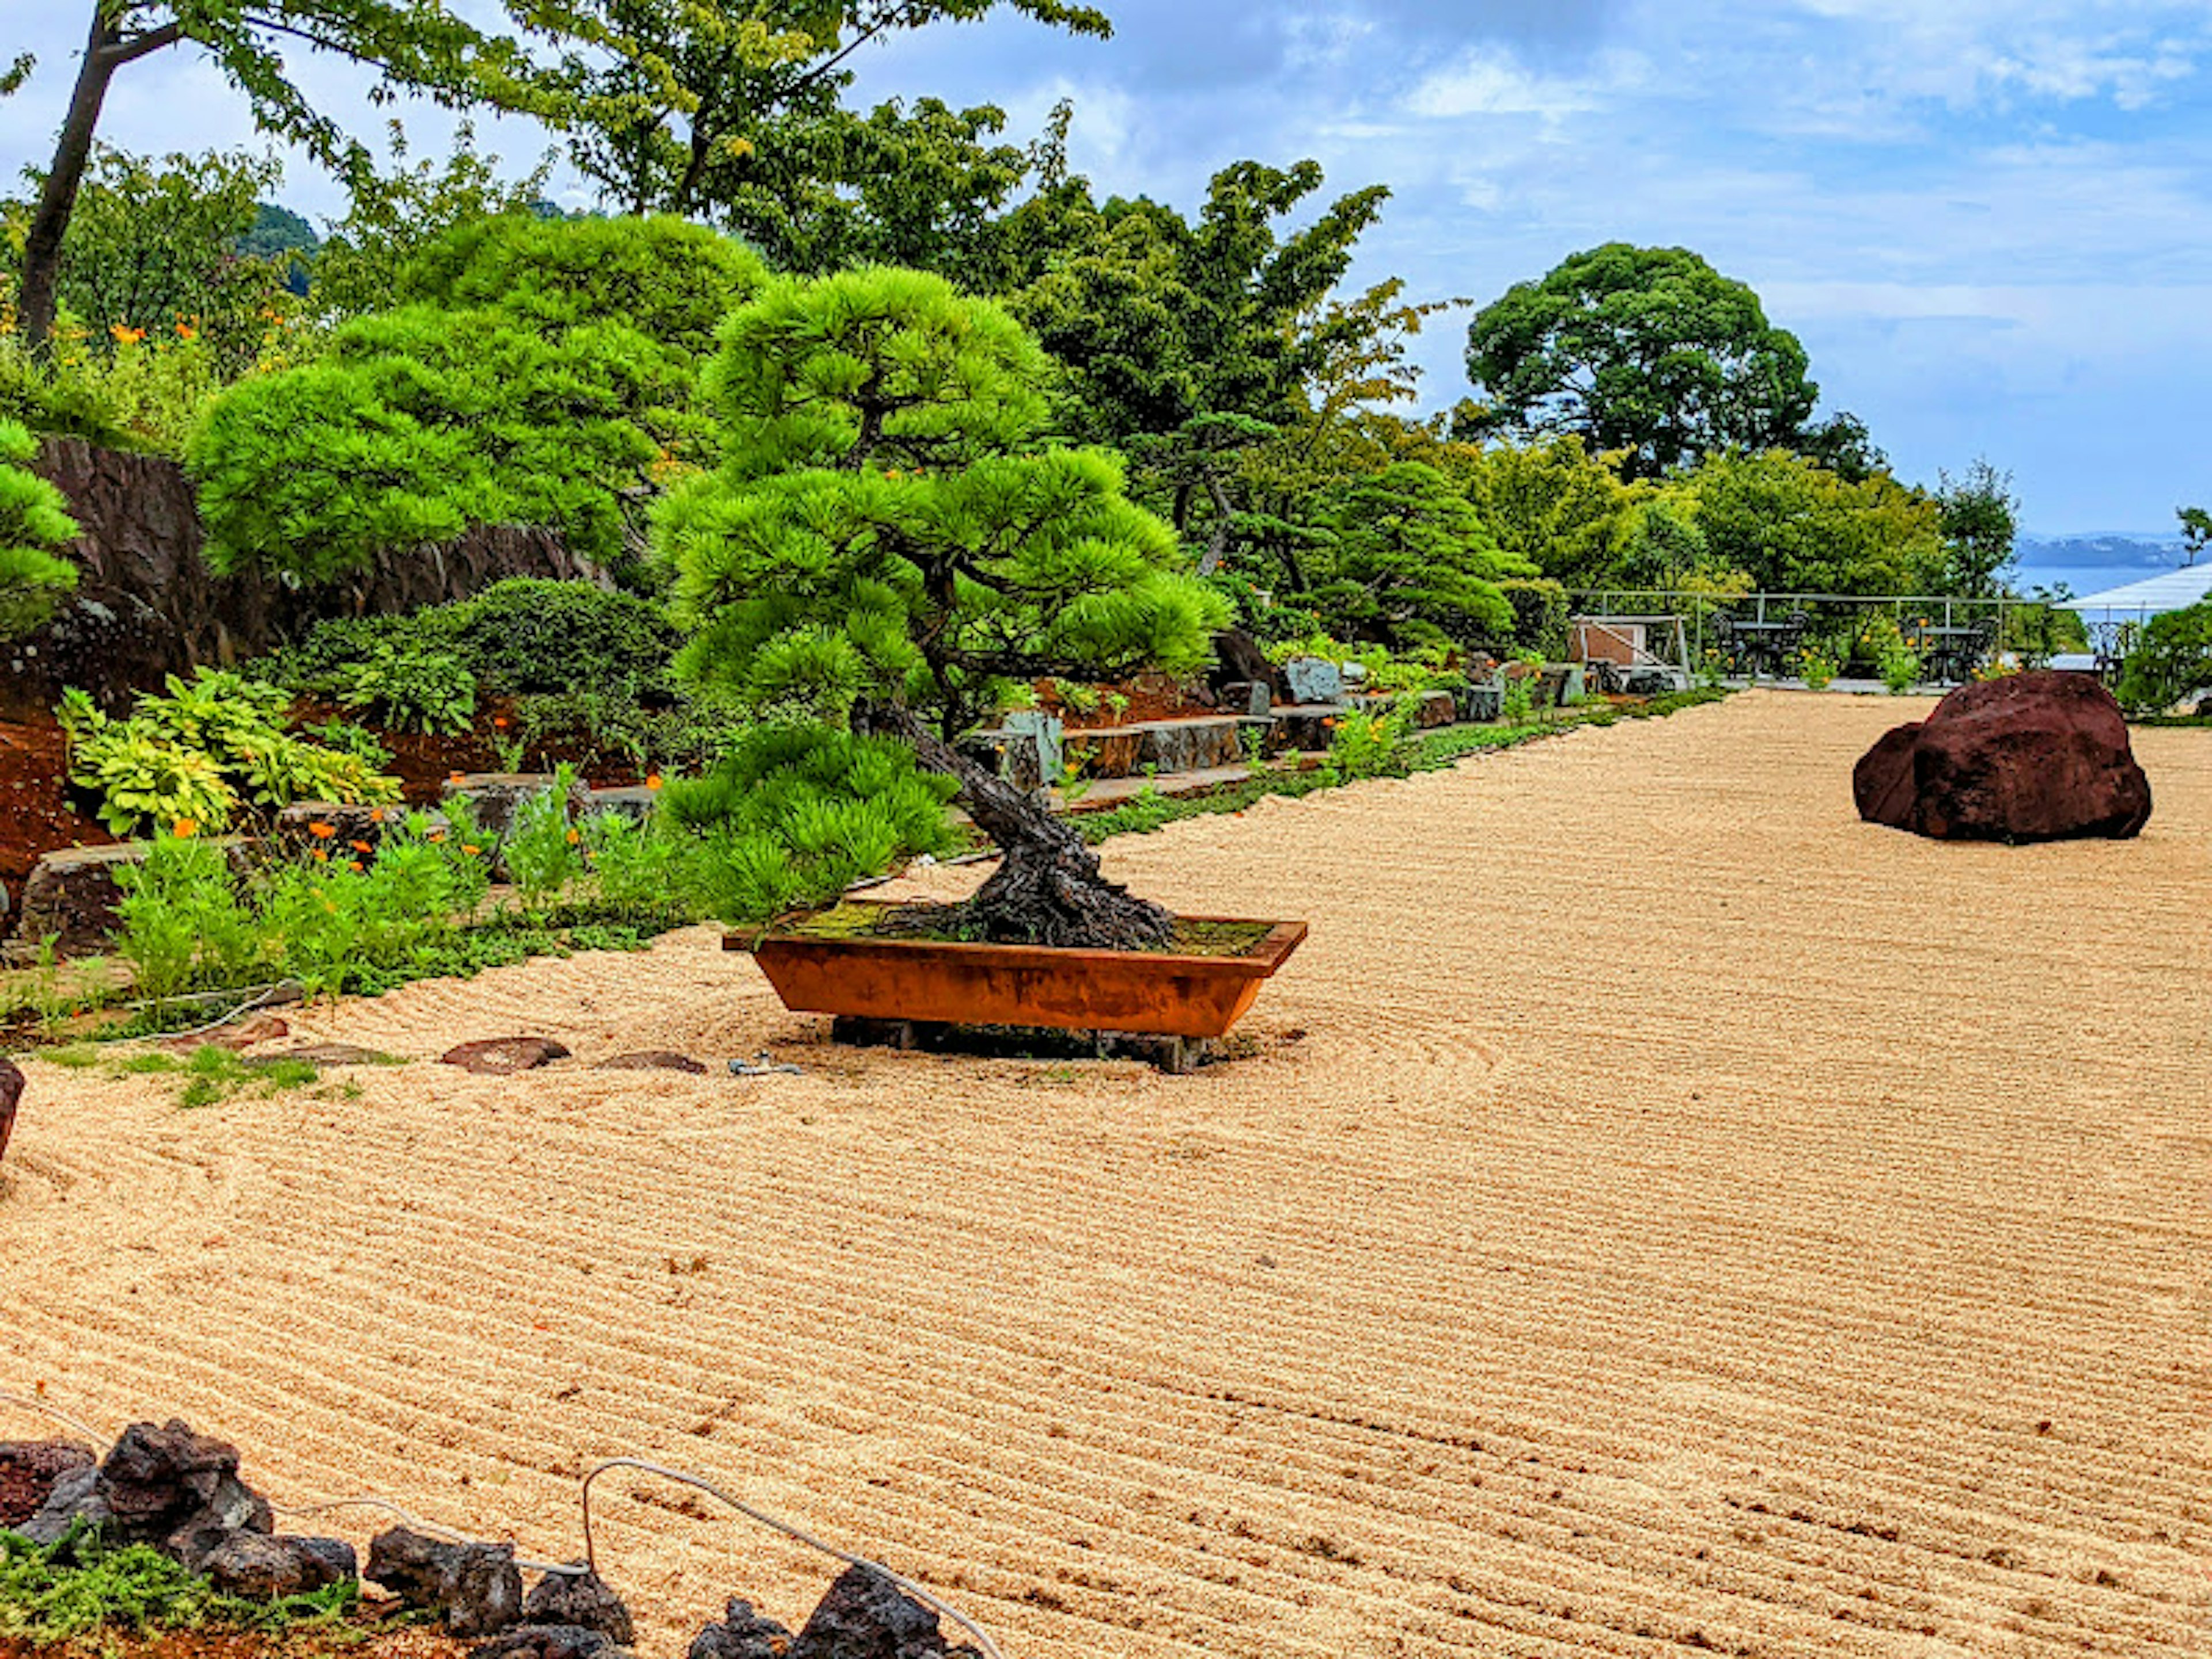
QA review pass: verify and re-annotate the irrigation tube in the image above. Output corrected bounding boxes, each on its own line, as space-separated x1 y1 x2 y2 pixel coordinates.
580 1457 1006 1659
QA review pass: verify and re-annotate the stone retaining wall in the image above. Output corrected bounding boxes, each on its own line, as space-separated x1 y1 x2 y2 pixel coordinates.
5 438 603 716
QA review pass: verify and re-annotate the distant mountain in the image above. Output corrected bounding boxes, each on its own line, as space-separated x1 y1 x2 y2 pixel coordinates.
2013 533 2190 599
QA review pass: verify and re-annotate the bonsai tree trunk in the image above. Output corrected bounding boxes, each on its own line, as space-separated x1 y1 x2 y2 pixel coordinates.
860 702 1173 950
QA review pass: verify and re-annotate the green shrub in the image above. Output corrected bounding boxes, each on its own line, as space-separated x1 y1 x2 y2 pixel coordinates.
2115 599 2212 715
260 811 488 998
0 416 80 638
58 669 400 836
1327 700 1414 781
661 724 959 926
190 217 766 586
449 579 683 695
1878 635 1922 695
112 834 263 1001
338 642 478 733
259 580 685 706
396 213 763 362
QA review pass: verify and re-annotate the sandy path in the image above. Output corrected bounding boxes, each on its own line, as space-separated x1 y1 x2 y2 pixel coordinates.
3 690 2206 1657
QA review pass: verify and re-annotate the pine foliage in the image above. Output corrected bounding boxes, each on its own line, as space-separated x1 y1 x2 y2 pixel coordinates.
188 215 763 582
660 267 1229 739
1319 461 1533 647
0 417 79 639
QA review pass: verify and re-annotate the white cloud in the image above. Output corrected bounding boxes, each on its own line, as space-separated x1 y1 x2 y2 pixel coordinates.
1404 49 1637 122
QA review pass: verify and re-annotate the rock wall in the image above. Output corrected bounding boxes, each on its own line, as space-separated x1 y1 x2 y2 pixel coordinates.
5 437 604 716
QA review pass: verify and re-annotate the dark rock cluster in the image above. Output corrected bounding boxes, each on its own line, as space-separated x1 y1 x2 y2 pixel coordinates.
2 1421 987 1659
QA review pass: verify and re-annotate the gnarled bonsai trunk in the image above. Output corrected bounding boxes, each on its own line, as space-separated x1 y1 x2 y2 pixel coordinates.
859 702 1173 950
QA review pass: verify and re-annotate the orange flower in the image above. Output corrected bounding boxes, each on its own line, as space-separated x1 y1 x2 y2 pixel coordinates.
493 715 509 729
565 828 580 844
447 771 465 785
645 773 663 790
463 843 482 856
369 807 385 823
312 849 329 862
308 821 336 839
109 323 145 345
350 839 373 854
172 817 197 839
175 323 196 340
347 859 364 872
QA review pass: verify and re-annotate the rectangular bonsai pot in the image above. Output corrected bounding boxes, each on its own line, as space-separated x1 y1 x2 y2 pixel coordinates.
731 902 1308 1039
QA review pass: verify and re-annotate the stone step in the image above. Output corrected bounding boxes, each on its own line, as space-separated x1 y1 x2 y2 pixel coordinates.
1063 715 1245 778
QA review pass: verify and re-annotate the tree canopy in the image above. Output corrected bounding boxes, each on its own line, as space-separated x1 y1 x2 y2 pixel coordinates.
546 1 1107 224
14 1 560 347
1461 243 1819 481
190 214 763 583
658 266 1227 946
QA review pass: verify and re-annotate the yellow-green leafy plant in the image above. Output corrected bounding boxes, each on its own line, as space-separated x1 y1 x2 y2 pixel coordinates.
58 669 399 836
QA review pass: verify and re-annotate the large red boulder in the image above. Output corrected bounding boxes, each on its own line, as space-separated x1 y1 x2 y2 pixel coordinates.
1854 671 2151 841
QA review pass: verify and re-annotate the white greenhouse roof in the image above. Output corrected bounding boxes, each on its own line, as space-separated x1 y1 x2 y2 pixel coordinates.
2066 566 2212 618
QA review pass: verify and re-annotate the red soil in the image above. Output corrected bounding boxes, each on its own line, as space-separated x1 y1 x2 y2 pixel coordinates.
1033 673 1220 730
0 709 115 917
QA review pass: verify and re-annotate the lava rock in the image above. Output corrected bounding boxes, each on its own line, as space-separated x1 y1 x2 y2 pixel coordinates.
368 1527 525 1637
19 1464 111 1548
203 1532 358 1599
0 1057 21 1167
85 1419 276 1569
0 1440 95 1528
474 1625 631 1659
524 1567 635 1645
1854 671 2153 842
790 1566 980 1659
689 1599 795 1659
441 1037 572 1075
593 1051 707 1075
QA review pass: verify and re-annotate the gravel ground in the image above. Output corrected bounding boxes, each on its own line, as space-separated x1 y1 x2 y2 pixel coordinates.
3 690 2206 1658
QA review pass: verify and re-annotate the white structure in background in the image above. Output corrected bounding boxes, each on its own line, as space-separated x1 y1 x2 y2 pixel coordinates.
2058 566 2212 670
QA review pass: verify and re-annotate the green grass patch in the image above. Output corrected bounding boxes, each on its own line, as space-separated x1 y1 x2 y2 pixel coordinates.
0 1524 359 1642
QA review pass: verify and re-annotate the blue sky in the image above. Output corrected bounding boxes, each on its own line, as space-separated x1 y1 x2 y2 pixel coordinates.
5 0 2210 540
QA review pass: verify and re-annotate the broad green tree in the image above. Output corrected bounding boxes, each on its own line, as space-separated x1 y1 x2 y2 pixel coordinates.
547 1 1106 219
13 2 559 351
658 267 1228 948
0 417 79 638
1936 457 2018 599
1687 450 1941 596
3 145 293 373
1461 244 1819 480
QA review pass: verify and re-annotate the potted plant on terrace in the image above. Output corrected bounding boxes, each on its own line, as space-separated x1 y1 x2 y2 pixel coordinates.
656 268 1305 1041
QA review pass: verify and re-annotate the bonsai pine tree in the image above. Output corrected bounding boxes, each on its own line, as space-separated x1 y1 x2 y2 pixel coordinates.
658 267 1230 949
0 419 80 639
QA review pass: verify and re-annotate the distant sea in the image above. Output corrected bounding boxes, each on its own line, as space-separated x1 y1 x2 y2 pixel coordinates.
2011 533 2190 601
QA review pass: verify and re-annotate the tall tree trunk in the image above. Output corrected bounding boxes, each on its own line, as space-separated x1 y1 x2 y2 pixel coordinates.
858 702 1173 950
1196 474 1236 575
18 10 124 352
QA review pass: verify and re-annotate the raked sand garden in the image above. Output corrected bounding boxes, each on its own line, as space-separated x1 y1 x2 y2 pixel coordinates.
2 690 2206 1658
